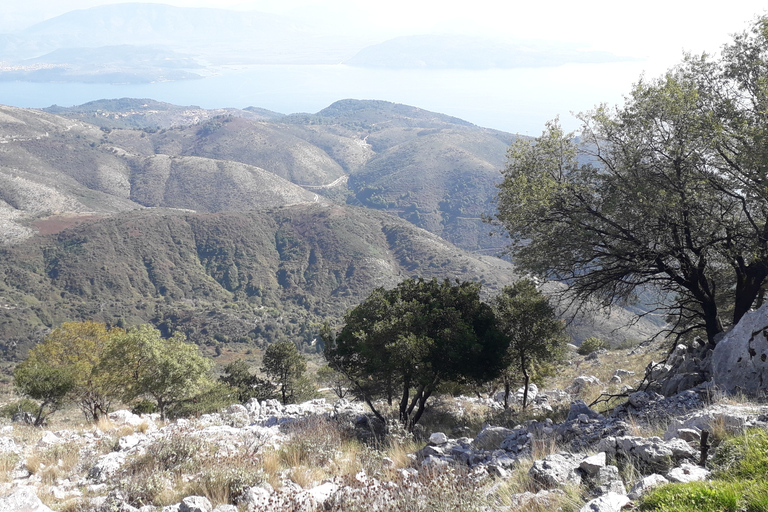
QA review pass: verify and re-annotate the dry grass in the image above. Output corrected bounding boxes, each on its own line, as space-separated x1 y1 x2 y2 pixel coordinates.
0 452 19 482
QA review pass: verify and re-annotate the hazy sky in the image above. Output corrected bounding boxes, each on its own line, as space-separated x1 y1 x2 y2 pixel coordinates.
2 1 768 133
5 0 767 65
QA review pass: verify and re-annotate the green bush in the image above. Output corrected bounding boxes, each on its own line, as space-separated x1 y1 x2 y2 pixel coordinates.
577 337 608 355
639 429 768 511
0 398 39 418
131 400 158 415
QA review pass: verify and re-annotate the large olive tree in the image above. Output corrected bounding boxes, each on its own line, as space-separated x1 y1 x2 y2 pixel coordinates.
494 17 768 344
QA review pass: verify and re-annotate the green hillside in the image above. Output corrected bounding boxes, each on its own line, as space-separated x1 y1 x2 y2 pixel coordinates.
0 204 523 360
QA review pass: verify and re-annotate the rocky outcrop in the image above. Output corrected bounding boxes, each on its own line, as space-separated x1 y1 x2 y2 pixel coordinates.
713 303 768 395
0 487 54 512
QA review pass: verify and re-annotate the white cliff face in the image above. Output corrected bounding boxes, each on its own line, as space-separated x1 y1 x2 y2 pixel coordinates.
712 303 768 395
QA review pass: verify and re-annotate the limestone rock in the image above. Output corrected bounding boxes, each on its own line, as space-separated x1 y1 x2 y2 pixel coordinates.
472 426 515 450
529 453 583 489
713 303 768 395
179 496 212 512
579 452 606 476
628 474 669 500
566 401 604 422
0 487 53 512
578 492 631 512
666 463 710 483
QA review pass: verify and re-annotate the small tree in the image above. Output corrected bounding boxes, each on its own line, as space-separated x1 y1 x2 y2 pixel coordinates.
262 341 307 405
101 325 213 420
13 321 123 423
220 360 276 403
324 278 506 429
316 365 349 399
492 279 567 409
13 359 74 426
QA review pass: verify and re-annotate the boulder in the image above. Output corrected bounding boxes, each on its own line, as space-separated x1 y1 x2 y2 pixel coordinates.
566 401 604 422
179 496 212 512
0 487 53 512
666 463 710 483
472 426 515 450
579 452 606 476
529 453 583 489
428 432 449 445
627 474 669 500
712 303 768 395
578 492 631 512
567 376 601 395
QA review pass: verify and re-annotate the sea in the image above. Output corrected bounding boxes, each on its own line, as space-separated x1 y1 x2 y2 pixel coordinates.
0 60 668 134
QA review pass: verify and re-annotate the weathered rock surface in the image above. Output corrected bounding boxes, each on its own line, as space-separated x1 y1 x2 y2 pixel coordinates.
578 492 631 512
627 474 669 500
0 487 53 512
529 453 583 488
713 303 768 395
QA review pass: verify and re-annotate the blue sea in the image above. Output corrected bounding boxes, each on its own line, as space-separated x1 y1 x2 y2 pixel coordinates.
0 61 663 134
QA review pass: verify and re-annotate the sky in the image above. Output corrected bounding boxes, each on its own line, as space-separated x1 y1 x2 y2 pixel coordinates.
2 1 768 133
5 0 767 62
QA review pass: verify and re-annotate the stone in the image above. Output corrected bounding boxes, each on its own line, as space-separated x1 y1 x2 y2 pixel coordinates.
428 432 449 445
568 376 601 395
179 496 212 512
307 482 338 506
89 451 126 482
212 507 238 512
0 487 53 512
242 486 271 510
666 463 711 483
580 452 606 476
578 492 631 512
712 303 768 396
628 474 669 500
566 401 604 422
472 426 515 450
593 466 626 495
529 453 583 489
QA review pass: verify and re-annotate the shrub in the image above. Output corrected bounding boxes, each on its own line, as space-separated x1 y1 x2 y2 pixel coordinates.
577 337 608 355
0 398 40 418
131 400 157 415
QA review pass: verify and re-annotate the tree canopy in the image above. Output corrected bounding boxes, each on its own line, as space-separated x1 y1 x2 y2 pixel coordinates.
261 341 306 405
494 16 768 344
323 278 506 428
100 324 213 420
14 321 123 424
492 279 567 409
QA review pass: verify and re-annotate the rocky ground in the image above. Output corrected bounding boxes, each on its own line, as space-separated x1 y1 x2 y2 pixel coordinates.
1 377 766 512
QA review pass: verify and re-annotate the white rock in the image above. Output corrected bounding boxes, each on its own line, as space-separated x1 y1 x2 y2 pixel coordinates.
628 474 669 500
580 452 607 476
429 432 449 445
579 492 631 512
713 303 768 395
37 431 63 447
179 496 212 512
307 482 339 505
0 436 20 454
666 463 710 483
0 486 53 512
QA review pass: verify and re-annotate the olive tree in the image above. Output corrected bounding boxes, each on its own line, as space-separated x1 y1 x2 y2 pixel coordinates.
492 280 567 409
14 321 123 423
493 18 768 344
100 325 213 420
323 278 506 429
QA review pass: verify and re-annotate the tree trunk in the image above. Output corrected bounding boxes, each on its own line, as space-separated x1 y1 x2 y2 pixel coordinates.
503 378 510 409
522 369 530 409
